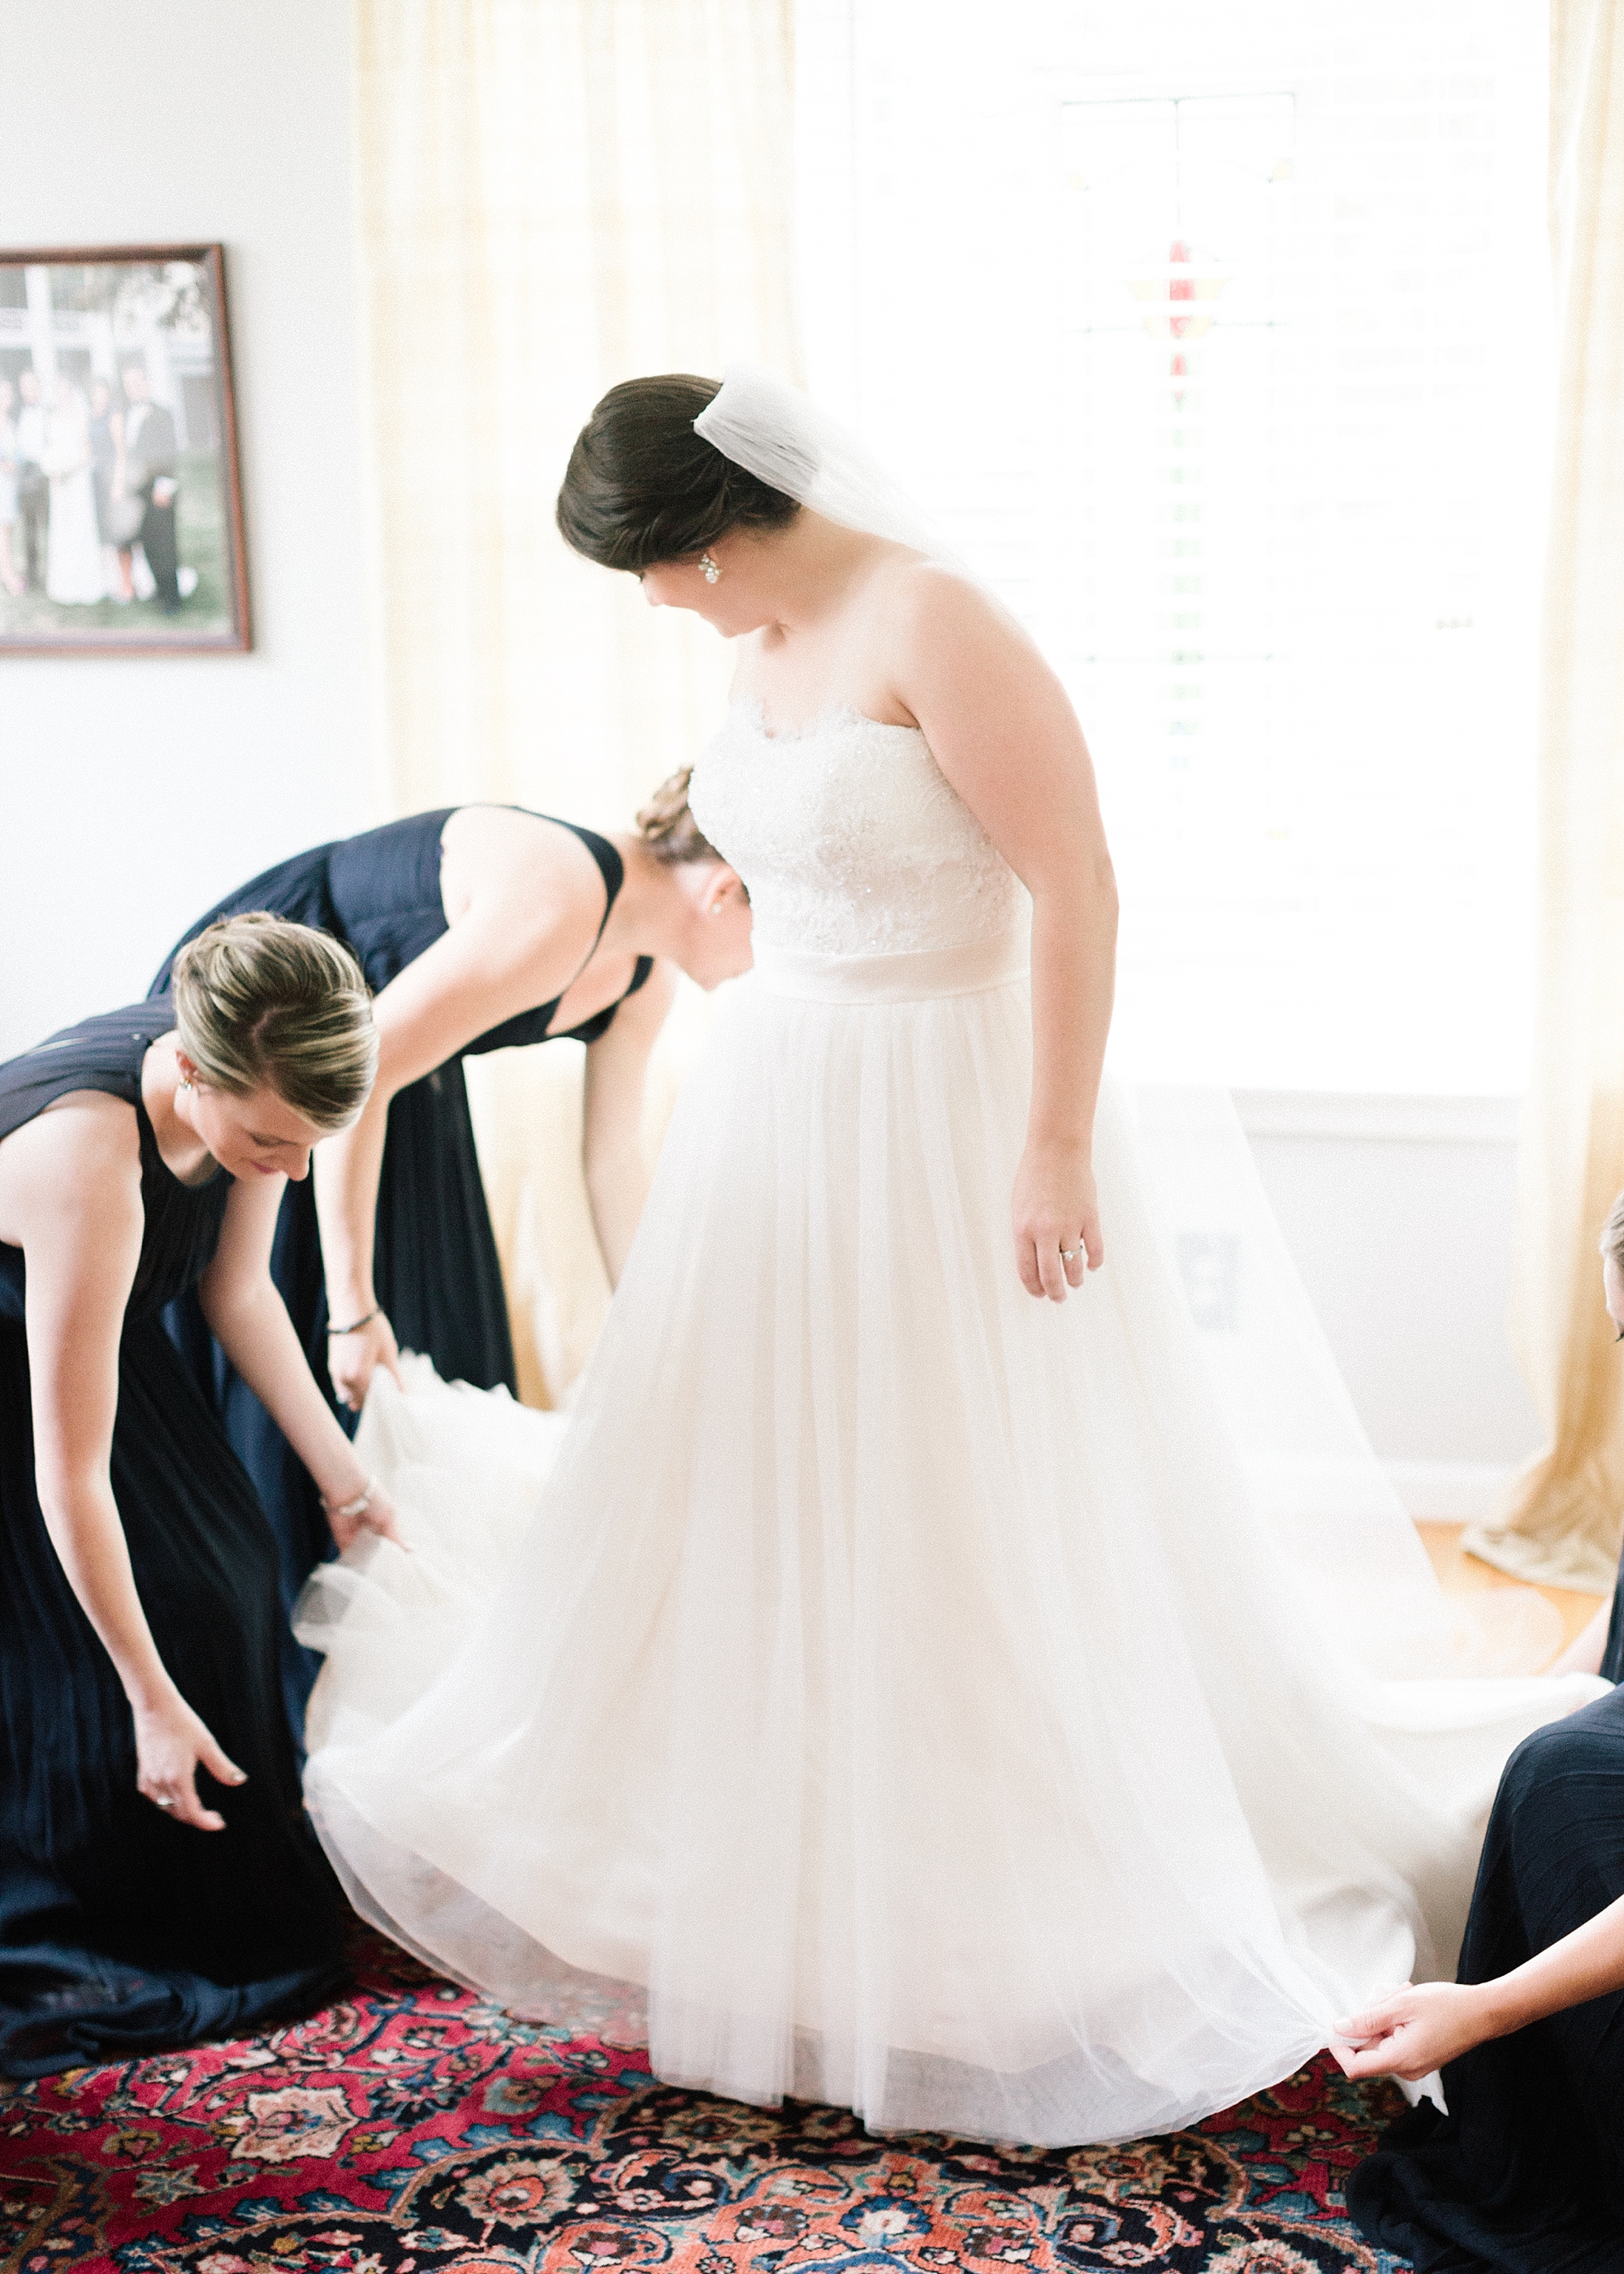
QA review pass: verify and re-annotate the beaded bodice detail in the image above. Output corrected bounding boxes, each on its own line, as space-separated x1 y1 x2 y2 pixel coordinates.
689 704 1029 958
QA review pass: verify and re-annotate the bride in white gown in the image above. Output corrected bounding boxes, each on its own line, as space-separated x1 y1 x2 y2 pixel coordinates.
300 367 1604 2146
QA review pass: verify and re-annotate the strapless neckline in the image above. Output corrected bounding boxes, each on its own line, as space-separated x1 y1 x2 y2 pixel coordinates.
692 698 1030 960
731 697 924 746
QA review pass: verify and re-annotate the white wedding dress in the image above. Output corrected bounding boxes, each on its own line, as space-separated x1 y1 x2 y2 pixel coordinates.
301 704 1604 2146
43 398 106 606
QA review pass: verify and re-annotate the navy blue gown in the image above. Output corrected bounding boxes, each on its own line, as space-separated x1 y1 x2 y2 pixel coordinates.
1347 1671 1624 2271
151 811 651 1742
0 1007 345 2077
1603 1549 1624 1685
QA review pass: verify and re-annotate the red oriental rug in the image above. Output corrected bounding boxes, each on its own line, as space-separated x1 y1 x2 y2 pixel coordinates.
0 1932 1410 2274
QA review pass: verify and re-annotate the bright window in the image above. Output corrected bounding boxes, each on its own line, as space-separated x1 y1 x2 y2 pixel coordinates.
795 0 1551 1092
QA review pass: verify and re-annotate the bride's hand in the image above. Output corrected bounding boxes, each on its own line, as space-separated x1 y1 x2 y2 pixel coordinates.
1013 1143 1104 1301
132 1690 248 1831
326 1307 403 1413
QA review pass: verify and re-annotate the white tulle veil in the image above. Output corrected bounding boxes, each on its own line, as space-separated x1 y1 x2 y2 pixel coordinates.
693 362 967 571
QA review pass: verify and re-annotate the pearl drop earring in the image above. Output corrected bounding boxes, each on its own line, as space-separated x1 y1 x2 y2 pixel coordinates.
698 551 721 585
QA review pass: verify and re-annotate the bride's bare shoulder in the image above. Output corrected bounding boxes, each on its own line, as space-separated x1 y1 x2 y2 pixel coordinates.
871 554 1031 658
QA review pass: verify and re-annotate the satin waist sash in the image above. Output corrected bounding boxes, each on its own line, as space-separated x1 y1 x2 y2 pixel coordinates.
753 927 1030 1005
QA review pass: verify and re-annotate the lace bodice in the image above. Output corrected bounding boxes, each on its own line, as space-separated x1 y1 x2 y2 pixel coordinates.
688 705 1030 958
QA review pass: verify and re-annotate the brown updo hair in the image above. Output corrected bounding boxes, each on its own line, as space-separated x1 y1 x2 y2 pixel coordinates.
171 912 378 1131
635 767 723 867
557 375 801 573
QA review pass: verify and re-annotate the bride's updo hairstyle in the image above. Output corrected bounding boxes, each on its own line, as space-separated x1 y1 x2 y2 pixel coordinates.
557 375 803 573
171 912 378 1131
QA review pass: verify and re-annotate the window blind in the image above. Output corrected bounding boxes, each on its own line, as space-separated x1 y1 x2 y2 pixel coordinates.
795 0 1550 1092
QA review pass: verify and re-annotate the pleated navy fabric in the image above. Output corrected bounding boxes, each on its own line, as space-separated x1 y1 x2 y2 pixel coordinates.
1348 1681 1624 2272
0 1007 344 2077
150 811 651 1741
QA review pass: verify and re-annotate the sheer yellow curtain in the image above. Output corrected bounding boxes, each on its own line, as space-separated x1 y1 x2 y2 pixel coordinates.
1466 0 1624 1592
354 0 800 1402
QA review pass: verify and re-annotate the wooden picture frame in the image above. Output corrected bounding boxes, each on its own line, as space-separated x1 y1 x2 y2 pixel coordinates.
0 243 249 653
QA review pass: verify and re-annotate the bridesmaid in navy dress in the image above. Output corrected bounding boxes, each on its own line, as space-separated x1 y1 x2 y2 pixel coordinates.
1339 1193 1624 2271
0 915 399 2074
153 780 753 1740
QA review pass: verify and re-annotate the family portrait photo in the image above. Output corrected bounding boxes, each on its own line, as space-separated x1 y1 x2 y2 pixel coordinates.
0 243 248 651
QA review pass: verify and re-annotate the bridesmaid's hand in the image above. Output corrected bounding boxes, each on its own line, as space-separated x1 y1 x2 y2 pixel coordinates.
133 1692 248 1832
326 1308 404 1413
1013 1143 1104 1302
323 1476 408 1556
1331 1981 1497 2080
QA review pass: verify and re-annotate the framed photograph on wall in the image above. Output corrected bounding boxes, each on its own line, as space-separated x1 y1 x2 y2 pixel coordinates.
0 243 249 653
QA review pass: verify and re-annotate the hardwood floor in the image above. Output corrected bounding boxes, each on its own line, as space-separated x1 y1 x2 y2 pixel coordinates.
1418 1520 1607 1661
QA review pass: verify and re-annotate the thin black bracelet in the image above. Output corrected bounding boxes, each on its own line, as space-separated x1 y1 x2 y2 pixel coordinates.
326 1307 382 1337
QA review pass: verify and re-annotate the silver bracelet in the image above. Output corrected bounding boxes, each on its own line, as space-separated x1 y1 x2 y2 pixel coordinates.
323 1476 377 1522
326 1306 382 1337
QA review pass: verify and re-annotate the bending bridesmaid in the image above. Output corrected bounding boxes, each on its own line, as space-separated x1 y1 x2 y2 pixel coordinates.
152 784 752 1737
1340 1191 1624 2270
0 916 399 2076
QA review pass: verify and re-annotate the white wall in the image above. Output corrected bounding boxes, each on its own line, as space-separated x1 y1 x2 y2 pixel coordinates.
1242 1096 1542 1496
0 0 371 1055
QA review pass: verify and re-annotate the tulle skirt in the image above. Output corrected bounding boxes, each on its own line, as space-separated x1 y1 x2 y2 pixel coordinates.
300 936 1603 2145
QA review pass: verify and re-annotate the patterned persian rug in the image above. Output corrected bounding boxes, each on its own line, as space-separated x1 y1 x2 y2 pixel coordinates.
0 1933 1411 2273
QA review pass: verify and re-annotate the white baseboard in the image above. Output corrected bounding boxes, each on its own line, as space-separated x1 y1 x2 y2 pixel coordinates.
1235 1092 1522 1146
1384 1460 1515 1524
